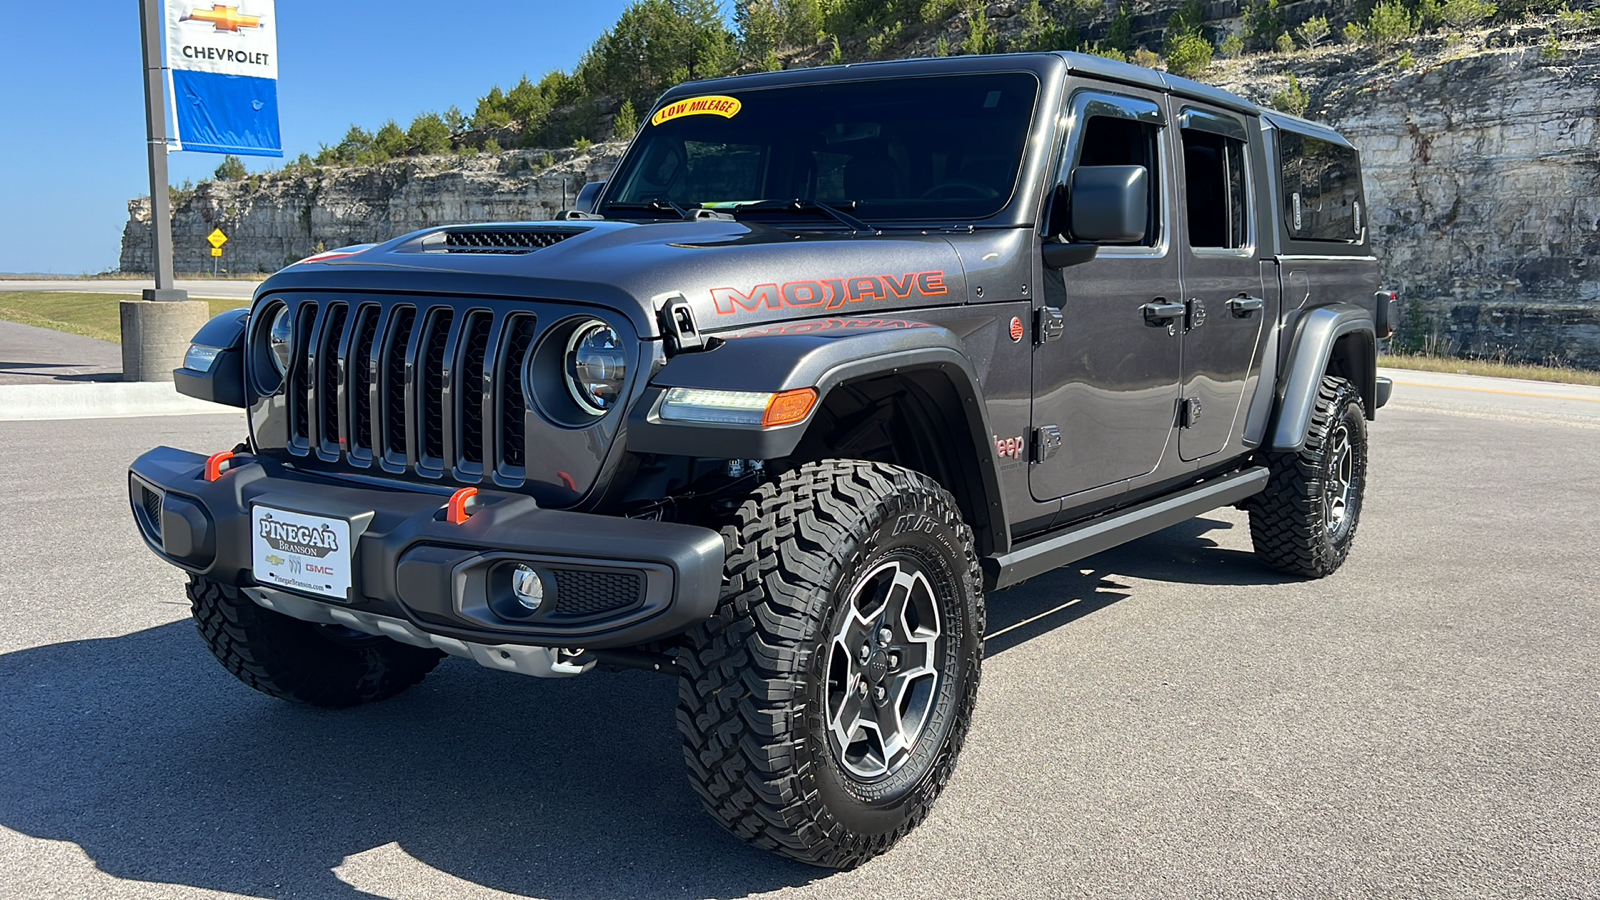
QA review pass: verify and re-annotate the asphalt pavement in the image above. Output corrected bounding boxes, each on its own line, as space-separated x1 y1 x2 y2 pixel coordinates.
1 378 1596 899
0 320 122 385
0 278 261 301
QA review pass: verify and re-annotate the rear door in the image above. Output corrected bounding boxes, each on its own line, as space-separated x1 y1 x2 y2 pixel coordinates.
1031 87 1181 501
1173 104 1269 461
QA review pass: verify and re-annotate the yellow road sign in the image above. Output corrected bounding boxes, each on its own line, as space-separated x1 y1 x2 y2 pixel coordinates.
207 228 228 249
211 247 224 257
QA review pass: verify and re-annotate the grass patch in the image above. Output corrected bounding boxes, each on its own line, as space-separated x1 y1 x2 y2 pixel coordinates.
0 292 246 343
1380 353 1600 387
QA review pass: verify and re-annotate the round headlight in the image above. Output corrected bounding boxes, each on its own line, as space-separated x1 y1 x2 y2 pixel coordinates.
267 306 293 376
564 321 625 415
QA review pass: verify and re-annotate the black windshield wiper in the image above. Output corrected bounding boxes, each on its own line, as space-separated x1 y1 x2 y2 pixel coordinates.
605 199 701 221
729 199 878 235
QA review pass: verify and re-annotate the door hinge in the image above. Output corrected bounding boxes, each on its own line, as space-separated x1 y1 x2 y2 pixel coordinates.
1035 307 1065 344
1186 298 1206 331
1031 425 1062 463
1178 397 1203 428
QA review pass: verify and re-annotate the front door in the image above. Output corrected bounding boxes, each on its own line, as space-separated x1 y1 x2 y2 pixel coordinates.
1031 88 1181 501
1173 103 1269 461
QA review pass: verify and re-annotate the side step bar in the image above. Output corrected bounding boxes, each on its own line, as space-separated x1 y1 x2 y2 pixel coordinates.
983 467 1269 590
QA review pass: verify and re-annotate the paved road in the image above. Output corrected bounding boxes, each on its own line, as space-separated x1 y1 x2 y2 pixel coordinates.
1 378 1596 898
0 320 122 384
0 278 260 301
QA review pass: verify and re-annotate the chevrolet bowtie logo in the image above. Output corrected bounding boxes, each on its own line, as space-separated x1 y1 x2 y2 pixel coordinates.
183 4 262 32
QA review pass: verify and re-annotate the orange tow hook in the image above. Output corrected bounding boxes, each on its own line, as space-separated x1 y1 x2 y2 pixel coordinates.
446 487 480 525
204 451 235 482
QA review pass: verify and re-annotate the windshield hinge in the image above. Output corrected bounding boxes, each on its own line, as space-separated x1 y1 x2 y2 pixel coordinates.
657 294 706 355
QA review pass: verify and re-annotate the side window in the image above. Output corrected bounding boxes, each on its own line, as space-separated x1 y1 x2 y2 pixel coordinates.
1279 132 1363 242
1069 114 1162 246
1181 128 1250 249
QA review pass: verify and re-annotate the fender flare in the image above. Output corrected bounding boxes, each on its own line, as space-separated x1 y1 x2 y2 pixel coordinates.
626 322 1010 554
1268 303 1376 453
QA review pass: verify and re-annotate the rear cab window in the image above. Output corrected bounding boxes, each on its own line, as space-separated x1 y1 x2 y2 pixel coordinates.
1278 131 1365 244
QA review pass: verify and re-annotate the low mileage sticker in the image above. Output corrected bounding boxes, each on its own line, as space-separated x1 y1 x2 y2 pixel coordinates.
250 505 352 601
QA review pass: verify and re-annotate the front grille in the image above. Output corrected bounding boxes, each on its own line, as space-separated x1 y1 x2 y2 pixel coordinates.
444 229 578 254
279 299 541 484
552 569 644 616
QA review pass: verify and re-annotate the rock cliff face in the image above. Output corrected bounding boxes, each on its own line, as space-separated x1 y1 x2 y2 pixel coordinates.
1210 33 1600 367
122 30 1600 366
120 145 625 275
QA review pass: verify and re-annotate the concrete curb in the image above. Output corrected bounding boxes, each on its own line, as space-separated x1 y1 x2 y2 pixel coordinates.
0 383 240 421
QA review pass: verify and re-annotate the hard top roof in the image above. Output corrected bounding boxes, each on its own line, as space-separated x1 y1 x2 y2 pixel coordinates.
655 52 1262 120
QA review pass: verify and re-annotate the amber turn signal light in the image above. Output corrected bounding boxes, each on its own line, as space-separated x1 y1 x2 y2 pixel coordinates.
762 388 818 428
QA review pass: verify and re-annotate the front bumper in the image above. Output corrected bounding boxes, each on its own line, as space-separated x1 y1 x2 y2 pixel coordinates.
129 447 725 652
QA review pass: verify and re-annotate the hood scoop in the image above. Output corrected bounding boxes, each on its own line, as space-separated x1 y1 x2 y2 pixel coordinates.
402 225 591 256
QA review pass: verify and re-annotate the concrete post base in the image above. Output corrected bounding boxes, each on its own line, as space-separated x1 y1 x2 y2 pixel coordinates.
120 297 211 382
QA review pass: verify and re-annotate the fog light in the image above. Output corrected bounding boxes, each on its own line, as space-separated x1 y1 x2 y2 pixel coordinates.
511 565 545 612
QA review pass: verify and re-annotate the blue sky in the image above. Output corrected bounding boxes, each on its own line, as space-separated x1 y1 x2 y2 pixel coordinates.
0 1 648 274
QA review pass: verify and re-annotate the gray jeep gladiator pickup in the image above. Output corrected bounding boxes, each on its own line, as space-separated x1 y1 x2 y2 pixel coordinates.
129 51 1393 867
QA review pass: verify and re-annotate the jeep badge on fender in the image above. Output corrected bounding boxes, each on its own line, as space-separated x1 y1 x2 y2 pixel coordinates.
130 51 1390 869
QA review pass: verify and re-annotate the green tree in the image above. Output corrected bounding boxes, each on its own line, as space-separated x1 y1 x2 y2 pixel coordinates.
779 0 826 45
1165 33 1214 76
1162 0 1210 73
1417 0 1444 30
1270 72 1310 116
1104 3 1135 52
213 155 247 181
407 112 452 155
1364 0 1417 49
1297 15 1331 47
738 0 782 59
373 120 408 161
613 99 639 140
579 0 736 115
1218 33 1244 57
1244 0 1284 50
1441 0 1497 29
473 86 512 131
443 105 468 135
962 5 996 54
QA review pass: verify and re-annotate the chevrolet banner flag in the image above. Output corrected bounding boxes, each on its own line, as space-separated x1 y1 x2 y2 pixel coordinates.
166 1 281 157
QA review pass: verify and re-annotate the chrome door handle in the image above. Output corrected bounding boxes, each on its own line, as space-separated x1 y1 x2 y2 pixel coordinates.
1141 299 1186 324
1227 295 1264 317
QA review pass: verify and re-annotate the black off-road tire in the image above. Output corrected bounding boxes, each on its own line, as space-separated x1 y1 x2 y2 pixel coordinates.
677 460 985 869
1247 374 1368 577
188 576 444 708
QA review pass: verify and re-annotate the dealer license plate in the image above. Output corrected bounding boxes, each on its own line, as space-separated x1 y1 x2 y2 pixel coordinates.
250 504 353 601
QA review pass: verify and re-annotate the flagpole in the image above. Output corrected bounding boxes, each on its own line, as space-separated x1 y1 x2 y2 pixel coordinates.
139 0 184 302
124 0 206 382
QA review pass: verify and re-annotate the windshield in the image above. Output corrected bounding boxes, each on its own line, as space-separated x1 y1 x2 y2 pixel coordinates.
602 72 1041 224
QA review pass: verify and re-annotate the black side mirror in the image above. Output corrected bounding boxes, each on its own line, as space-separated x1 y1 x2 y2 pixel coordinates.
1069 165 1149 244
574 180 606 213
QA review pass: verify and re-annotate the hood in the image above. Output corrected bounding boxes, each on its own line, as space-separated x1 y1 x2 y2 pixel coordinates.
260 220 972 339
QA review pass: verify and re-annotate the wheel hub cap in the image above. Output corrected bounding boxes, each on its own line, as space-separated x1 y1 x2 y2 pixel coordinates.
1324 422 1355 535
825 558 943 781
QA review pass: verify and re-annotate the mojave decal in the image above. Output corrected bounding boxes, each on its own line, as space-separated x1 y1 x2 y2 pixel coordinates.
709 271 949 315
